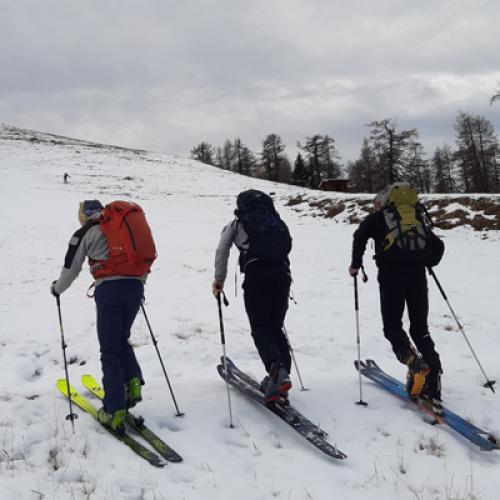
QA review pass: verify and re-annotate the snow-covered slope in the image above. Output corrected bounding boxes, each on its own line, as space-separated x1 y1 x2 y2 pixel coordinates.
1 125 499 500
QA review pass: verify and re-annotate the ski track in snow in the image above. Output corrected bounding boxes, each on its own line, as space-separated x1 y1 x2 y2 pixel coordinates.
0 130 500 499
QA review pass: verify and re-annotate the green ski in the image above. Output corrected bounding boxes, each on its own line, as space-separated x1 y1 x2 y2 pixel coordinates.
81 374 183 462
56 379 166 468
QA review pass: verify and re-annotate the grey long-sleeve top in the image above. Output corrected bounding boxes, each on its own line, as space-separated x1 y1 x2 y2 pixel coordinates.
54 222 145 294
214 220 250 283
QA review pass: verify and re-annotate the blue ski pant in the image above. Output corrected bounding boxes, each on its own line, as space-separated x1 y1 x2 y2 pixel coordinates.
94 279 144 414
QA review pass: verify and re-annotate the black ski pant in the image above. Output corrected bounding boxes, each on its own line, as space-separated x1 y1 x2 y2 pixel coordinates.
95 279 144 414
243 262 292 374
378 266 442 387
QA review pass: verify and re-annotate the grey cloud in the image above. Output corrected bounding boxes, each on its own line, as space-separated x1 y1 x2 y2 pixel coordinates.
1 0 499 163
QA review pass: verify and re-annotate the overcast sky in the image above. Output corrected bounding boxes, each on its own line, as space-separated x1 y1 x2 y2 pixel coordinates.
1 0 500 163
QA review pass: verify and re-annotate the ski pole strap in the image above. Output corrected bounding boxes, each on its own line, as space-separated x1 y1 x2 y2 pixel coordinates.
220 291 229 307
360 265 368 283
86 282 95 298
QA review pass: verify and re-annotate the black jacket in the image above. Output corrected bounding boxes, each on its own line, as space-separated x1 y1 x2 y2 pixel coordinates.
351 211 428 270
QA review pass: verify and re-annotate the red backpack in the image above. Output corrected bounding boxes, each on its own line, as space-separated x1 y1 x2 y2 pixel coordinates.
91 201 157 279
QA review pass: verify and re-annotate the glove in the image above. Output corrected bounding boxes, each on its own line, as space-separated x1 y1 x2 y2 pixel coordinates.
212 280 224 296
50 280 59 297
348 266 359 277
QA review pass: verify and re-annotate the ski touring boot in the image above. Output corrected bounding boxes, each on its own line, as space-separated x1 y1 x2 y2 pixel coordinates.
263 362 292 405
125 377 143 409
97 408 126 435
399 347 430 399
419 370 443 416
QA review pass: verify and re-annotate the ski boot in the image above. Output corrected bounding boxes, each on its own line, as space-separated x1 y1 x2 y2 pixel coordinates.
125 377 143 409
419 371 443 415
263 362 292 405
405 353 430 399
260 375 290 406
97 408 126 435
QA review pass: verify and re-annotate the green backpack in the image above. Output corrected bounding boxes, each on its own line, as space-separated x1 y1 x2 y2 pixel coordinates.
378 183 427 252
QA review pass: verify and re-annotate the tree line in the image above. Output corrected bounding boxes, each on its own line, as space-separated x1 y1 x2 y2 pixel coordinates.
190 110 500 194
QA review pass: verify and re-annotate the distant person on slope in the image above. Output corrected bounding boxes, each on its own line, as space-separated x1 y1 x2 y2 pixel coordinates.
50 200 157 434
213 190 293 405
349 183 445 413
63 172 70 184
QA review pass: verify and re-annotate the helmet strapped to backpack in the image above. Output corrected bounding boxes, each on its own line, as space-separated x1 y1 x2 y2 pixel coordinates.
235 190 292 267
379 183 427 252
90 201 157 279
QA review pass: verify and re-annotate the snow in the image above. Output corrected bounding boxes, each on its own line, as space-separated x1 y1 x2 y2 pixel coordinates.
1 126 500 499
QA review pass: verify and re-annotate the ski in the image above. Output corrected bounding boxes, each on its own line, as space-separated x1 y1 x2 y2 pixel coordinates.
81 374 182 462
355 359 499 451
56 380 167 467
217 357 347 460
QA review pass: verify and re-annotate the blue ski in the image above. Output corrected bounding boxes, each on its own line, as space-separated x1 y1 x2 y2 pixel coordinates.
355 359 498 451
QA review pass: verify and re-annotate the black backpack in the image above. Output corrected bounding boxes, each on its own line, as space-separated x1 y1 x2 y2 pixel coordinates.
235 190 292 266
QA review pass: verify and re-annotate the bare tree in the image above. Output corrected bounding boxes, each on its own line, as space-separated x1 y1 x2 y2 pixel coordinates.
454 111 499 192
233 137 257 176
348 138 380 192
430 144 455 193
367 119 418 185
490 83 500 104
298 134 342 188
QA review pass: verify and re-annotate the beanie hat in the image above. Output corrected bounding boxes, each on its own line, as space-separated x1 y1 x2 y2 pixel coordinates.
78 200 103 224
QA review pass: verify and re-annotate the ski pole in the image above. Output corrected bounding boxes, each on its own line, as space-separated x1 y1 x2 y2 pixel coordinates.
427 267 496 393
55 295 78 432
141 303 185 416
216 291 234 428
354 272 368 406
283 325 308 391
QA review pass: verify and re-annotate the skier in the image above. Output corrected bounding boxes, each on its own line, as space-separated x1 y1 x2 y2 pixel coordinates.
63 172 70 184
349 183 444 412
51 200 155 433
213 190 293 404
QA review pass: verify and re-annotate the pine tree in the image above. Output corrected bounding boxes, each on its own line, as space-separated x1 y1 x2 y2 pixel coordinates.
260 134 286 181
190 142 215 165
293 153 310 186
348 138 380 192
298 134 342 189
298 134 322 188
